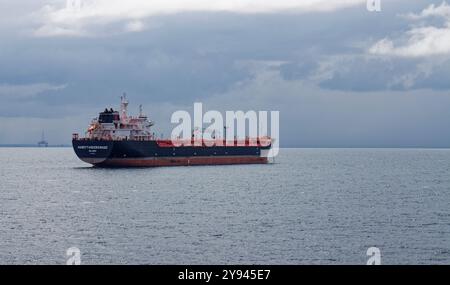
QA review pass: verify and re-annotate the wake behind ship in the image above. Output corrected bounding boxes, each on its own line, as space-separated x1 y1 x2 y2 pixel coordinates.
72 95 272 167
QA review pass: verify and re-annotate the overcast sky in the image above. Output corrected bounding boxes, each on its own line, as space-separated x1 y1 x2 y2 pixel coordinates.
1 0 450 147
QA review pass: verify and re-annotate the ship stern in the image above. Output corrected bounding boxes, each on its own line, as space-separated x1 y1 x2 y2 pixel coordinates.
72 140 113 166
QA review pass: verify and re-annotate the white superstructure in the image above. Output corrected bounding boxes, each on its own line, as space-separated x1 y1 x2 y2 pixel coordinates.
85 94 154 141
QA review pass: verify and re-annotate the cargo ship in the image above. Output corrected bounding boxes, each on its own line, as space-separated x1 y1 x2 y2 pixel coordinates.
72 96 272 167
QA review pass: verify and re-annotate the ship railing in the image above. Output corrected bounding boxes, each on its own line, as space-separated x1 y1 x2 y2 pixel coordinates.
73 136 154 141
156 137 272 147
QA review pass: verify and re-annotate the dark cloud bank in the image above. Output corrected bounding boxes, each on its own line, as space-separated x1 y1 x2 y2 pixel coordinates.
0 0 449 147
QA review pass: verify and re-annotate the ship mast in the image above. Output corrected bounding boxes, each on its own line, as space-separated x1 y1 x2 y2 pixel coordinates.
120 93 129 122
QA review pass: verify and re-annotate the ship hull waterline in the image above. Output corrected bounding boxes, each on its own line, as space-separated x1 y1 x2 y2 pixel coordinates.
73 140 270 168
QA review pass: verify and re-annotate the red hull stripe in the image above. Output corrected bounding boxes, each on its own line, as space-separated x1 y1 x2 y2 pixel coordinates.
92 156 268 167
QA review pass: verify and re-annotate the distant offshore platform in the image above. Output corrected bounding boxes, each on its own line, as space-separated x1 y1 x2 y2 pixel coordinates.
37 131 48 147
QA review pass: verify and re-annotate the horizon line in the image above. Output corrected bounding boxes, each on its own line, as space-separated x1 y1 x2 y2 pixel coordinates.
1 144 449 149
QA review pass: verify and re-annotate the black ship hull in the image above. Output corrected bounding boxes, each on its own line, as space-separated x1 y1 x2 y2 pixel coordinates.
72 140 270 167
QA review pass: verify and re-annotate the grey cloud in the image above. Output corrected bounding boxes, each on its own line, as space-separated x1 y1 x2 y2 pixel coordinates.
315 55 450 91
1 0 450 147
279 60 318 81
0 83 66 98
195 65 450 148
